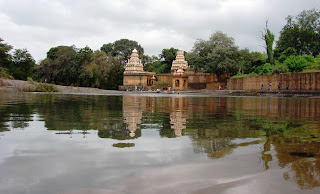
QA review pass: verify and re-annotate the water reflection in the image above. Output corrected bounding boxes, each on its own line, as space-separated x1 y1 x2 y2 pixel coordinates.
170 97 187 137
0 93 320 190
123 96 142 138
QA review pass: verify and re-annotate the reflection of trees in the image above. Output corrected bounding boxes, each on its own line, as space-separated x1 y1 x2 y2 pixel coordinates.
185 97 264 159
285 157 320 189
35 95 124 131
270 128 320 189
187 121 263 159
0 93 34 131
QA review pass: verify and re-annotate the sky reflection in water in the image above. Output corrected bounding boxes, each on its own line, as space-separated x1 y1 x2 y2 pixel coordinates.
0 93 320 193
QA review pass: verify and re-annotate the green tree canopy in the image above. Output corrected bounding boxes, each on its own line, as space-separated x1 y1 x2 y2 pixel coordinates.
275 9 320 57
0 38 13 69
189 31 240 79
71 46 93 86
100 39 144 64
159 48 178 73
39 45 77 85
81 50 124 89
10 48 36 80
239 49 264 74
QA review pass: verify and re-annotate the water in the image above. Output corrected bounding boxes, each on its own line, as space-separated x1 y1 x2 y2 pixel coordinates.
0 92 320 193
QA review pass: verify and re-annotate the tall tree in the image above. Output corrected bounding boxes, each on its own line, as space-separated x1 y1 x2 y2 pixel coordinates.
239 49 264 74
71 46 93 86
262 21 275 64
191 31 240 80
100 39 144 64
159 48 178 73
11 48 36 80
39 46 77 85
0 38 13 70
275 9 320 57
81 50 124 89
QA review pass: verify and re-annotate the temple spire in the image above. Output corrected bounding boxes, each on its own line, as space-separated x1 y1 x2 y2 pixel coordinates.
171 48 189 73
124 49 144 74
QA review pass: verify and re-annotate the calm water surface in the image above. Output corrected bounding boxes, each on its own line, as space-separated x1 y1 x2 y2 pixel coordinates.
0 92 320 194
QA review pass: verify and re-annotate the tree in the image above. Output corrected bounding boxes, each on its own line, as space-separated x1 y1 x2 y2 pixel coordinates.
191 31 240 80
185 52 203 72
81 50 124 89
284 55 314 73
159 48 178 73
39 46 77 85
100 39 144 64
0 38 13 71
71 46 93 86
275 9 320 57
262 21 275 64
11 48 36 80
100 43 113 55
239 49 264 74
143 55 168 73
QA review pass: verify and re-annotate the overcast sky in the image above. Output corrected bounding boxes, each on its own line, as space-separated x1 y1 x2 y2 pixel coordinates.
1 0 319 62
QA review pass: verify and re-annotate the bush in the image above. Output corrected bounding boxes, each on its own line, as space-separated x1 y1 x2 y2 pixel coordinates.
284 56 313 73
254 63 273 75
272 63 289 74
27 77 34 84
0 67 10 79
35 83 60 92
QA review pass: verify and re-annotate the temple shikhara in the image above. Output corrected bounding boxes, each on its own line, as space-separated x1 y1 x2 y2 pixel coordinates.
120 48 222 91
122 49 155 87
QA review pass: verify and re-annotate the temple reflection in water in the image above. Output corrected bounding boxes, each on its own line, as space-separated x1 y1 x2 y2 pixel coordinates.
122 96 143 138
170 97 187 137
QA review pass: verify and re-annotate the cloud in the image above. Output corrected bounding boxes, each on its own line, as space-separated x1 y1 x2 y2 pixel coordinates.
1 0 319 62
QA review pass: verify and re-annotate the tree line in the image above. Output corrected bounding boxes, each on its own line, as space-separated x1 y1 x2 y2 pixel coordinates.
0 9 319 89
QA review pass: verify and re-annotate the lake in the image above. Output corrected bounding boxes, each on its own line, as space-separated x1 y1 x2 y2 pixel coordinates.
0 92 320 194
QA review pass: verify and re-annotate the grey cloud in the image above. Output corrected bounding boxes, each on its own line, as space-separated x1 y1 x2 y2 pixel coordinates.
1 0 319 61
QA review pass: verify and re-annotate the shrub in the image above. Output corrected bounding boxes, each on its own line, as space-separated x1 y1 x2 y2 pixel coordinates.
0 67 10 79
272 63 289 74
254 63 273 75
284 56 313 73
27 77 34 84
35 83 60 92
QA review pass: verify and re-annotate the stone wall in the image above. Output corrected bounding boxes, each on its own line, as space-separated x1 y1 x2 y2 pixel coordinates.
156 74 172 84
123 74 153 86
227 72 320 91
155 73 220 90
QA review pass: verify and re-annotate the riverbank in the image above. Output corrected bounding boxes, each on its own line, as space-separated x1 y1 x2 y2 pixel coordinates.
0 79 125 94
1 79 320 97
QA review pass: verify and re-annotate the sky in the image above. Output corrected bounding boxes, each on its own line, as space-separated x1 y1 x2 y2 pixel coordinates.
1 0 319 63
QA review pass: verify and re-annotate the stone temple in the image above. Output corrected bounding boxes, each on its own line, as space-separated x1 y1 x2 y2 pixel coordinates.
122 49 155 88
171 48 189 73
120 48 223 91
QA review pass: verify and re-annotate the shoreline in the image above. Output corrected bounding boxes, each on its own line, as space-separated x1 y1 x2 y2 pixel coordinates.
1 79 320 97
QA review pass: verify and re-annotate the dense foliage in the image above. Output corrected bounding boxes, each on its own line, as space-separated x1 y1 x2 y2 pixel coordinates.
0 38 36 80
37 46 124 90
186 31 240 80
232 9 319 78
275 9 320 57
144 48 178 74
101 39 144 64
